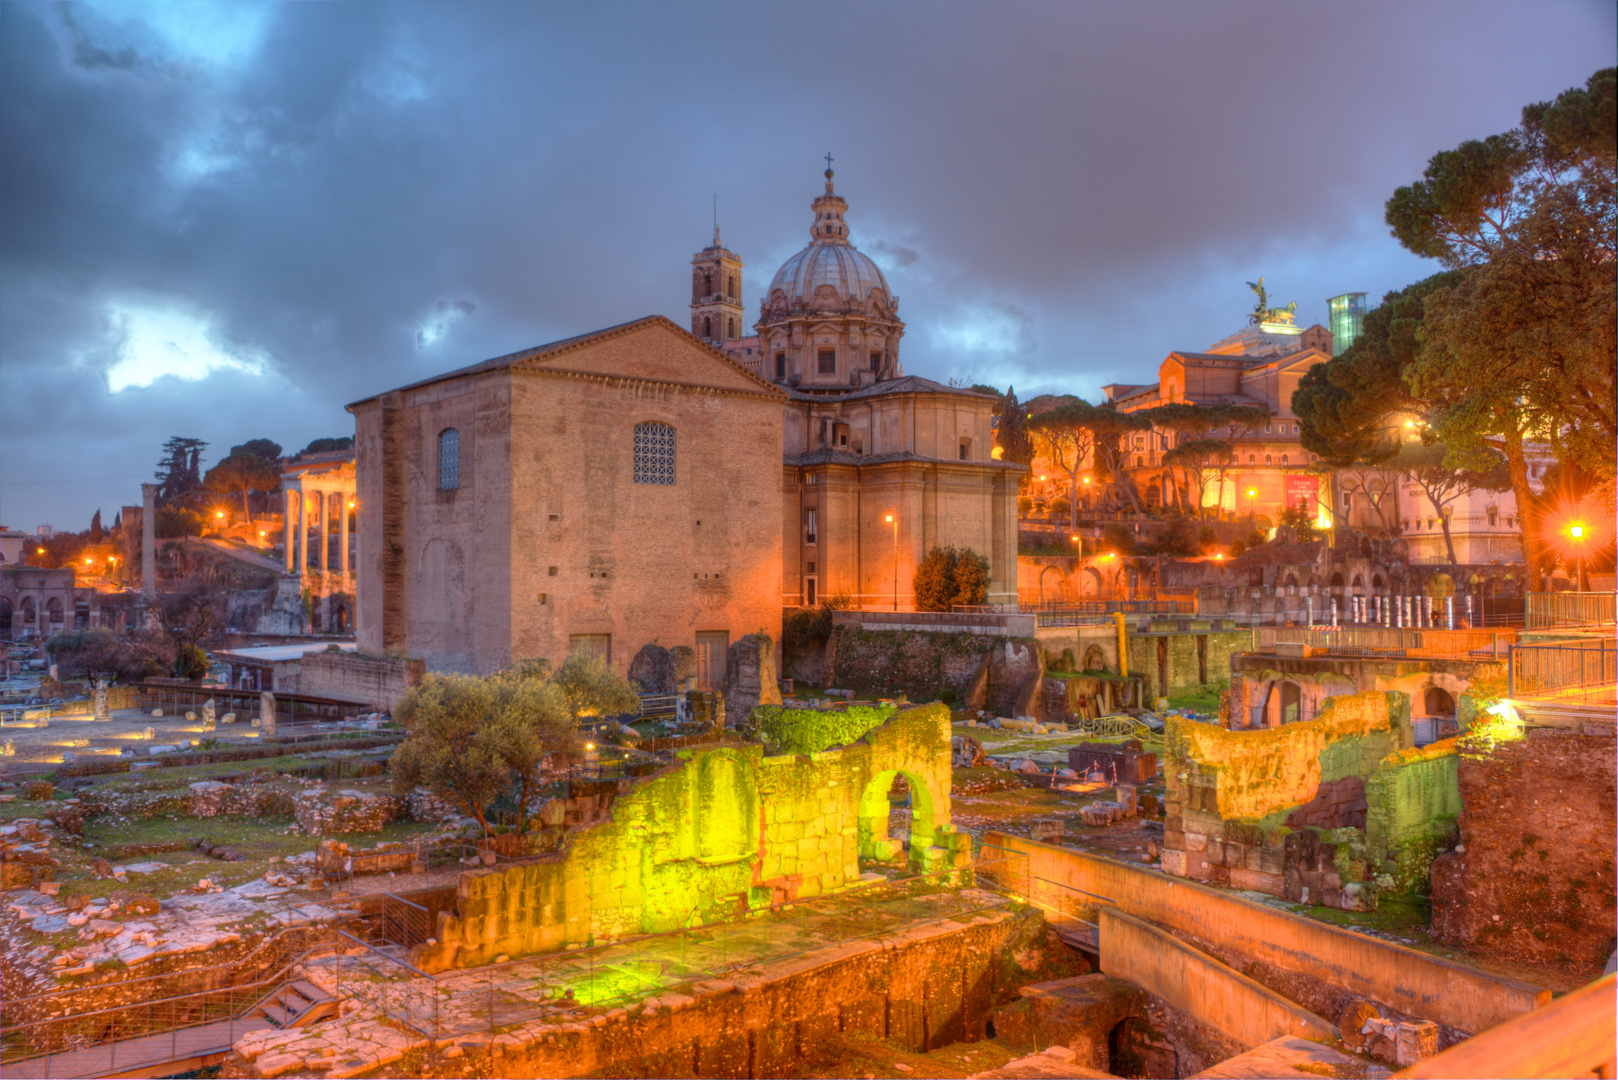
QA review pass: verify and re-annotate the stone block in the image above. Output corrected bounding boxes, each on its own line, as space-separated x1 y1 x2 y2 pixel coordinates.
1183 831 1208 852
1228 868 1285 897
1160 849 1187 876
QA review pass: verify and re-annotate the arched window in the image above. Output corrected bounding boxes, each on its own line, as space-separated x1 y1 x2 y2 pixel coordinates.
633 422 676 485
438 429 460 491
727 317 736 338
1280 454 1289 465
702 315 712 339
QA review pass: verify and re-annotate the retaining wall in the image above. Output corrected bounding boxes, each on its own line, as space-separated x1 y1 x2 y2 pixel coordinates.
1099 907 1334 1049
983 831 1548 1036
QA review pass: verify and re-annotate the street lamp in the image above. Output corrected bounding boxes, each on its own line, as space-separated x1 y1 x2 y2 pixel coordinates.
885 513 898 611
1568 521 1587 590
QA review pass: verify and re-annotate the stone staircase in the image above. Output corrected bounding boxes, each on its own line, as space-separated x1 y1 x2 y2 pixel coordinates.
250 979 341 1029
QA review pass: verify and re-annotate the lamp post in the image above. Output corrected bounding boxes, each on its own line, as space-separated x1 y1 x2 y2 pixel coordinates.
885 513 898 611
1568 522 1587 591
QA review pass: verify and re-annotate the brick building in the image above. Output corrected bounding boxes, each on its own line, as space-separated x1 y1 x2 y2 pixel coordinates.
348 317 787 676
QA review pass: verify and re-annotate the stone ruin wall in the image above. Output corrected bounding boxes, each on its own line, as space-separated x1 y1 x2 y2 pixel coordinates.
820 628 1040 716
297 650 425 712
1430 724 1617 972
411 703 968 972
1164 690 1462 912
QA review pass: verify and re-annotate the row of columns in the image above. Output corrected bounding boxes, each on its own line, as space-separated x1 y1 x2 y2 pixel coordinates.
1331 594 1461 629
283 488 354 578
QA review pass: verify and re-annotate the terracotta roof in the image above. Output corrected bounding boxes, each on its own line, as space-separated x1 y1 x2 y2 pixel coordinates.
787 448 1027 469
347 315 784 409
784 374 996 403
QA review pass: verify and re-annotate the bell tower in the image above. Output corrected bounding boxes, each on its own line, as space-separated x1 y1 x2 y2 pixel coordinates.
690 225 745 345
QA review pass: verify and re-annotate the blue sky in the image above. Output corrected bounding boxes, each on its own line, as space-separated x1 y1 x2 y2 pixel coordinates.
2 1 1613 528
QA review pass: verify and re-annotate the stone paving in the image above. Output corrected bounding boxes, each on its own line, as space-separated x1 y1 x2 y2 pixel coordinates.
4 879 346 980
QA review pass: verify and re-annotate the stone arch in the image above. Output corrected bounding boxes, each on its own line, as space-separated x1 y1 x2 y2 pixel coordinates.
1330 571 1344 588
0 597 10 636
1423 572 1455 599
20 596 36 625
857 767 938 870
73 598 89 629
1080 566 1103 597
1037 564 1066 604
45 597 64 626
1424 686 1456 716
1371 574 1384 590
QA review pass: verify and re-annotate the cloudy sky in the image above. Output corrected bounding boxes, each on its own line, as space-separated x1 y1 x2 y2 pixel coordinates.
2 1 1613 529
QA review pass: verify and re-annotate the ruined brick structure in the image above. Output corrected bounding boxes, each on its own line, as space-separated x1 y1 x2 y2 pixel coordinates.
411 703 967 971
1163 691 1461 912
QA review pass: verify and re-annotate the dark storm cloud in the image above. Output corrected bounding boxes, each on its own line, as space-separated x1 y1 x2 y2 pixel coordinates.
2 0 1614 527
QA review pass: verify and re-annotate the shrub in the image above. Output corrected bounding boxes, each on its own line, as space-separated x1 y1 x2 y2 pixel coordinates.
1101 523 1136 557
913 546 991 611
1151 517 1198 556
1198 525 1218 549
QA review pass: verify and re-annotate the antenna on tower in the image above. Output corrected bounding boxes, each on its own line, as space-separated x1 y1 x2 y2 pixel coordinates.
712 194 720 245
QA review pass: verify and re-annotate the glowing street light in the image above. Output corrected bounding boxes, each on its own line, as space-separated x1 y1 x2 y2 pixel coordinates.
1567 521 1588 589
1215 553 1225 561
1245 487 1258 500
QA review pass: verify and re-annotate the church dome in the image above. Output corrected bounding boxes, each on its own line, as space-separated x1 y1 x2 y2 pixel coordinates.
768 243 891 304
765 166 892 307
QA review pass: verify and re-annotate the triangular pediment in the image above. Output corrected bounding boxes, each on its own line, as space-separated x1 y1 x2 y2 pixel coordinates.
513 316 784 397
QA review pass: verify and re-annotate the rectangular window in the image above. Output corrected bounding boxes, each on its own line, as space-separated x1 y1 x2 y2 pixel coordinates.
568 634 611 665
438 429 460 491
775 352 786 379
805 577 817 607
869 351 881 371
818 348 836 374
806 508 817 544
632 422 676 485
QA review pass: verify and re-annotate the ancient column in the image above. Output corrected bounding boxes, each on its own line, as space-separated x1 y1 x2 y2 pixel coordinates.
294 490 306 577
284 489 296 574
318 489 330 576
260 691 277 735
340 492 352 582
141 483 159 629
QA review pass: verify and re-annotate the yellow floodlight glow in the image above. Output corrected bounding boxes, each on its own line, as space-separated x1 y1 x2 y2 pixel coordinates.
1569 523 1585 540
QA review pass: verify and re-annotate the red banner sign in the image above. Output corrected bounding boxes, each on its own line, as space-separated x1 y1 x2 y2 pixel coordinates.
1284 474 1318 516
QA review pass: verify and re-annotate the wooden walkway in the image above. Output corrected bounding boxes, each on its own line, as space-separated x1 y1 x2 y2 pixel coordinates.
1 1016 273 1079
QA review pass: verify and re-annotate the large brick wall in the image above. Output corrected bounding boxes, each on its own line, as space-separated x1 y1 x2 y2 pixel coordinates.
1430 726 1617 972
353 319 785 675
297 650 424 711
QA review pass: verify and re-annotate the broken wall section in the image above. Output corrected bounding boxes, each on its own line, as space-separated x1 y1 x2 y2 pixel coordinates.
1164 690 1460 912
412 703 968 972
1430 723 1617 973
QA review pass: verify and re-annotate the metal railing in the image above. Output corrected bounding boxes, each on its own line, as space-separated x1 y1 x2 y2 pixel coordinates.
1253 626 1515 659
1508 641 1617 702
1526 591 1617 630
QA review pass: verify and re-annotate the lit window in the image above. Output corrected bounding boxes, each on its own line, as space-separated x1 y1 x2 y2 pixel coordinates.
438 429 460 490
633 422 676 485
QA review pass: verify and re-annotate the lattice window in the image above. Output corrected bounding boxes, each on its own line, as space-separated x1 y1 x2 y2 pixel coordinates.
633 422 676 485
438 429 460 490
